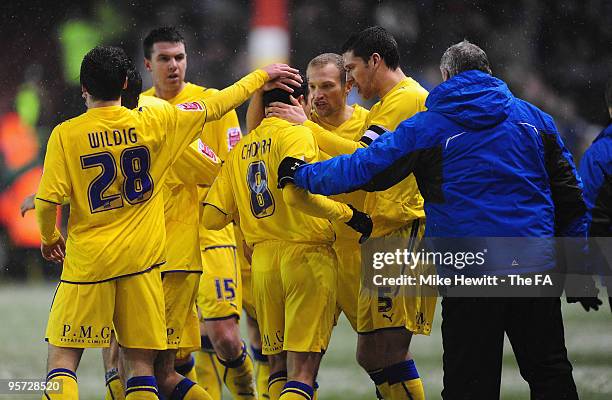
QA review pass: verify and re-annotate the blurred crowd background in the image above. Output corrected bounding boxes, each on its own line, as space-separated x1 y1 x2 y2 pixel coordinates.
1 0 611 281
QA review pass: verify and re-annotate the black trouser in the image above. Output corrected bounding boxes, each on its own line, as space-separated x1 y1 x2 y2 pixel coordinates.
441 297 578 400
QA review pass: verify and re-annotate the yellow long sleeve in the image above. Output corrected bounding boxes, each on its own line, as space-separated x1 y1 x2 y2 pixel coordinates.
282 184 353 223
202 204 234 231
35 198 62 245
303 120 365 156
204 70 269 122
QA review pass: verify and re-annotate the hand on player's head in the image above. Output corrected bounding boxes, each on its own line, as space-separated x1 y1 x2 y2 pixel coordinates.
266 97 308 124
41 235 66 264
261 64 301 87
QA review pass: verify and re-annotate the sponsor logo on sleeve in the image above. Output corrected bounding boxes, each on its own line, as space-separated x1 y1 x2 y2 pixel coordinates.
176 101 204 111
198 140 218 161
227 127 242 150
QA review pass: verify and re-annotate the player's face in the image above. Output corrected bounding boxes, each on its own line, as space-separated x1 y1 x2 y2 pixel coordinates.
307 63 347 118
146 41 187 93
343 50 375 100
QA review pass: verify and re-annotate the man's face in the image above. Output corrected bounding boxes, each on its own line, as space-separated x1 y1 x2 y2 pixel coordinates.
144 41 186 93
307 63 348 118
343 50 375 100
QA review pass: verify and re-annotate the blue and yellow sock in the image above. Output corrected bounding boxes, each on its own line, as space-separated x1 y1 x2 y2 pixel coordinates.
104 368 125 400
279 381 313 400
251 345 270 399
218 342 256 399
169 378 212 400
385 360 425 400
43 368 78 400
125 376 158 400
195 336 222 400
176 355 197 382
369 368 391 399
268 370 287 400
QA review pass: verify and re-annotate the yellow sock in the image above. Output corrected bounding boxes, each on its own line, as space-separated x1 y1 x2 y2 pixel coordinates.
104 369 125 400
251 346 270 399
267 371 287 400
183 382 213 400
388 378 425 400
44 369 78 400
312 382 318 400
219 345 256 399
279 381 313 400
376 382 392 399
125 376 158 400
195 337 222 400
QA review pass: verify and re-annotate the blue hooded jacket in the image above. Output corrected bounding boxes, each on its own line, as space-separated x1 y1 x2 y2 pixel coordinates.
294 70 588 273
578 123 612 286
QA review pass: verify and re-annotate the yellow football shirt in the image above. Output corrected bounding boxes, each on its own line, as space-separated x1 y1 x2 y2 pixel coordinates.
143 83 240 249
37 103 207 282
308 104 369 244
37 69 268 282
204 117 336 246
361 77 427 236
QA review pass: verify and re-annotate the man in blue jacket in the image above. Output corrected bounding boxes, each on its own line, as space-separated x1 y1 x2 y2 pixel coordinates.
278 40 599 399
578 79 612 311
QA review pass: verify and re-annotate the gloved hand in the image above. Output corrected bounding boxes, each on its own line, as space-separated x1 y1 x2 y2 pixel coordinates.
567 296 602 311
277 156 306 188
345 204 373 244
609 296 612 313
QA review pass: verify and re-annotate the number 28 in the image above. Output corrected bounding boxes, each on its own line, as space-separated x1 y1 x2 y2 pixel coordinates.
80 146 153 213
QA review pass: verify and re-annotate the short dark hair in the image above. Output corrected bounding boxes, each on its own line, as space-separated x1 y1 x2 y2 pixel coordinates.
307 53 345 85
606 78 612 110
440 40 492 78
341 26 400 70
122 56 142 109
80 46 128 101
143 26 185 59
263 78 307 108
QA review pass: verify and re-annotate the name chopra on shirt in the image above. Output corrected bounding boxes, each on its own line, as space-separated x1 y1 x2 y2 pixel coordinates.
241 137 272 159
88 127 138 149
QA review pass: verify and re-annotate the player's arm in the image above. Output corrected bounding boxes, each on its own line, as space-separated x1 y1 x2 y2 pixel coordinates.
35 127 70 262
281 183 372 242
173 140 222 186
203 64 301 122
246 89 265 134
279 118 421 196
266 96 366 156
202 164 237 230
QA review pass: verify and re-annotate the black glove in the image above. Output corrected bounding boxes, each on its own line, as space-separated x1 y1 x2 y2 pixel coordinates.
277 156 306 188
567 296 602 312
345 204 373 244
608 296 612 313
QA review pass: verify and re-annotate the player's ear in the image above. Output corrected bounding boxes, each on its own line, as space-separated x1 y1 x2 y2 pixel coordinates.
344 80 353 95
370 53 382 68
144 58 152 72
122 77 128 90
81 85 88 100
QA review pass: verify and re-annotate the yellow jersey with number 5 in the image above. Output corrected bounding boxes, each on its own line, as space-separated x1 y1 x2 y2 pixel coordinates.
204 117 335 246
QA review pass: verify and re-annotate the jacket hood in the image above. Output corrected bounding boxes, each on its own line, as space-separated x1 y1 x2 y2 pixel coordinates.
426 70 514 130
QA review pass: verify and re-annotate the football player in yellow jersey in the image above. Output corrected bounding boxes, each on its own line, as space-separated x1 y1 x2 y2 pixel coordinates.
270 27 435 400
201 85 372 400
247 53 369 398
140 26 257 399
35 44 300 400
